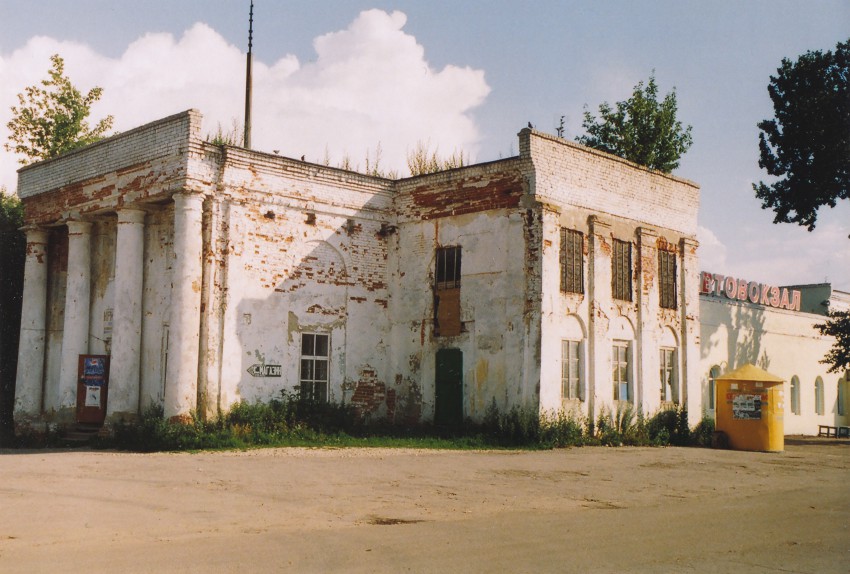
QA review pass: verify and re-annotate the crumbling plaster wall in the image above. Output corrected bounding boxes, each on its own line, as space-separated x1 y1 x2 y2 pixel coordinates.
205 146 395 417
391 161 530 421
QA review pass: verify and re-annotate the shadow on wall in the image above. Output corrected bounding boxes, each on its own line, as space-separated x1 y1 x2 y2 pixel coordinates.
701 301 769 373
224 199 421 424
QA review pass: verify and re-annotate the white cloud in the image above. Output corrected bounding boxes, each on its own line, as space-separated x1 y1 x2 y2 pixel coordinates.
0 9 490 191
702 208 850 290
697 225 728 273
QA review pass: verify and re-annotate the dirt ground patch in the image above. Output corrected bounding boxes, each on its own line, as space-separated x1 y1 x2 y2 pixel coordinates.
1 437 848 573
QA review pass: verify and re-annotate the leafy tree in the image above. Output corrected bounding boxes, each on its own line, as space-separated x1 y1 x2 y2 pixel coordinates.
753 39 850 231
0 189 24 444
576 73 693 173
816 310 850 374
5 54 114 165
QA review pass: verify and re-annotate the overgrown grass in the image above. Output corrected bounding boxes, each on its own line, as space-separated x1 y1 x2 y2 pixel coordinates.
91 392 716 453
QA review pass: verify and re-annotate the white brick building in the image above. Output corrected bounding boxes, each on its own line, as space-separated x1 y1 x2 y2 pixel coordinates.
19 109 842 434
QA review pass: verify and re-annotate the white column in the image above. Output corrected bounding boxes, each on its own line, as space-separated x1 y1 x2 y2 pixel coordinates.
164 193 204 420
587 215 611 421
57 220 92 415
636 227 658 414
14 227 49 419
680 237 701 426
107 209 146 418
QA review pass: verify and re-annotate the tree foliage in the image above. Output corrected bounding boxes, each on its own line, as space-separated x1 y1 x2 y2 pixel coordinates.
576 74 693 173
0 189 25 443
753 39 850 231
815 310 850 374
5 54 114 165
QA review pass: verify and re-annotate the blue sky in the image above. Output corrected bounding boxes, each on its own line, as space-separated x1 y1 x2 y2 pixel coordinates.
1 1 848 288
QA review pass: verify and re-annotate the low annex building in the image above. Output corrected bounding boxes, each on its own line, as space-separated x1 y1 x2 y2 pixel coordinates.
699 276 850 434
14 109 704 430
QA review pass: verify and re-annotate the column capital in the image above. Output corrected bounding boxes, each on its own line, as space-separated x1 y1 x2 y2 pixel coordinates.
19 225 48 240
679 236 699 250
117 208 147 225
637 226 658 239
173 191 206 207
588 214 610 232
65 220 93 235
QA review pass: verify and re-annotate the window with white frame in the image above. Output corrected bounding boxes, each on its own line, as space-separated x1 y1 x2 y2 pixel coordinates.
612 343 631 402
708 365 721 411
300 333 329 402
561 340 582 400
815 377 824 415
790 376 800 415
660 348 678 404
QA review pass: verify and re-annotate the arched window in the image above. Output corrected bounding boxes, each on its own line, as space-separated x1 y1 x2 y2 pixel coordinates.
708 366 721 411
790 376 800 415
839 377 847 417
815 377 824 416
659 328 679 405
561 315 587 401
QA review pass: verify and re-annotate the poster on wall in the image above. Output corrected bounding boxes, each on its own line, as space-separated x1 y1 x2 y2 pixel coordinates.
76 354 110 425
731 393 763 420
85 386 101 407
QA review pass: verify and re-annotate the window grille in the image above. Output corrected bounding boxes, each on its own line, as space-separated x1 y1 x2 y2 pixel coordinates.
612 240 632 302
435 246 461 290
658 250 677 309
560 228 584 294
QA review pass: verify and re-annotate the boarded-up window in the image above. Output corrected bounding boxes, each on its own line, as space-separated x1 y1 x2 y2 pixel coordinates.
300 333 329 402
435 246 461 336
560 228 584 294
612 239 632 302
561 340 582 400
659 250 677 309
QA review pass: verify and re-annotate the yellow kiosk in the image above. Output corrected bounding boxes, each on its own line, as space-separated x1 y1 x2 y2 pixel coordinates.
715 364 784 452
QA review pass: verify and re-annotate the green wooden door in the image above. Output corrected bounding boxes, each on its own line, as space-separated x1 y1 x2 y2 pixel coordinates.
435 348 463 425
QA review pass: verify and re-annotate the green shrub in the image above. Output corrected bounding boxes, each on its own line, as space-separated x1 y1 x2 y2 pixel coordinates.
645 406 691 446
690 416 715 447
541 409 586 447
98 390 715 453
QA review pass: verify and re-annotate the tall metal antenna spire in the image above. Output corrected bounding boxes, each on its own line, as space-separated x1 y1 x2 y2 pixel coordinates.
243 0 254 149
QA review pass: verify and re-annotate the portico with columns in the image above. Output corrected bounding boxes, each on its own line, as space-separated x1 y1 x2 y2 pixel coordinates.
12 193 206 428
13 110 210 429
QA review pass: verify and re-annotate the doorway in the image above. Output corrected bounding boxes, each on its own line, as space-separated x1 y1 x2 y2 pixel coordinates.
435 348 463 425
